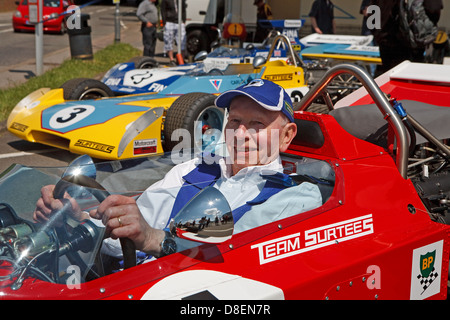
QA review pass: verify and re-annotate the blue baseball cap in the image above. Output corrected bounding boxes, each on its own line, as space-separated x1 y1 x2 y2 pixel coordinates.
215 79 295 123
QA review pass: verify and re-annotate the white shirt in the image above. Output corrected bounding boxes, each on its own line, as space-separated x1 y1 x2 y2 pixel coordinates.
101 155 322 256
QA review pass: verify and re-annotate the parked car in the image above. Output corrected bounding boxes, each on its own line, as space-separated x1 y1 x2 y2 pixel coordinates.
12 0 74 34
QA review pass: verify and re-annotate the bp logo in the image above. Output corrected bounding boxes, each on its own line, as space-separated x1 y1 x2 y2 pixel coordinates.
420 251 436 278
417 251 438 292
410 240 443 300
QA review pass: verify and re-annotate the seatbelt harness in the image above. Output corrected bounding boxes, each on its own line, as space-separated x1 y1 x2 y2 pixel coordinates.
168 161 292 225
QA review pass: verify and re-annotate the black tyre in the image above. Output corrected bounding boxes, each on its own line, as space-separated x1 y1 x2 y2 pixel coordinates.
128 56 159 69
163 92 224 152
186 29 208 56
61 78 114 100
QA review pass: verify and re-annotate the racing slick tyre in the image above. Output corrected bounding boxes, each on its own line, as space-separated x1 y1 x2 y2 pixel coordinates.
60 78 114 100
128 56 159 69
163 92 224 152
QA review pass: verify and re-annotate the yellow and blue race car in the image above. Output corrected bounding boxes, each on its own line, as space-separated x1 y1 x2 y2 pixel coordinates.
101 20 307 97
7 35 309 160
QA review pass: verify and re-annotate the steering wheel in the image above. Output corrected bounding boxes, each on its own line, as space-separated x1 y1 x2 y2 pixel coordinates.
53 175 137 270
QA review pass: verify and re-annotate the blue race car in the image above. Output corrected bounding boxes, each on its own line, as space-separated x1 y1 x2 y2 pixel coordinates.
96 20 306 96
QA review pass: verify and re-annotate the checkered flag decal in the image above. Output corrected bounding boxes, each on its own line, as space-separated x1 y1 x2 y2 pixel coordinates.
417 267 439 294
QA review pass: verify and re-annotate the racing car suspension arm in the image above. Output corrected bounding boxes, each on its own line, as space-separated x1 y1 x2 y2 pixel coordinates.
295 64 409 179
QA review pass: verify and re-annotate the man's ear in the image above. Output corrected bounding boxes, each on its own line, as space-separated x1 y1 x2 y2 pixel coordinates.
279 122 297 153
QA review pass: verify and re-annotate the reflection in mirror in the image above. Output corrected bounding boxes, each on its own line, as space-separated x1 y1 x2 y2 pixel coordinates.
253 55 266 68
172 187 233 244
194 51 208 61
53 154 107 201
61 154 97 180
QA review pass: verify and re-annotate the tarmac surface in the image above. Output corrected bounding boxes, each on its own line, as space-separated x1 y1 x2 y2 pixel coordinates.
0 7 171 133
0 8 172 90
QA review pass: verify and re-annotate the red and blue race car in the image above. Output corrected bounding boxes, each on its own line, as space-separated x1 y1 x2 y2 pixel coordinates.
0 61 449 300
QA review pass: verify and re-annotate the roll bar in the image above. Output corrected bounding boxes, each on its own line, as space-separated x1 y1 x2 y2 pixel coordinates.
266 34 304 68
295 64 409 179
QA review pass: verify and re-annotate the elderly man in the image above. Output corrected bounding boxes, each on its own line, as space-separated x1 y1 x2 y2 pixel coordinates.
34 80 322 258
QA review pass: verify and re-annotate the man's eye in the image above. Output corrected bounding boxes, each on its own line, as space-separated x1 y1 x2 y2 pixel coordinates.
251 121 264 127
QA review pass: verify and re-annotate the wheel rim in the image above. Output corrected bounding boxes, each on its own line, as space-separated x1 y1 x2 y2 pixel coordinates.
138 60 157 69
193 106 224 151
187 37 200 55
139 62 155 68
79 88 111 100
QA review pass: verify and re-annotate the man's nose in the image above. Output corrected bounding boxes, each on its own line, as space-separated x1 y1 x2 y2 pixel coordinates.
235 124 246 135
234 124 252 139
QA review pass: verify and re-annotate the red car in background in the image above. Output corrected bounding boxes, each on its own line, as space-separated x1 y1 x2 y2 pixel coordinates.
12 0 74 34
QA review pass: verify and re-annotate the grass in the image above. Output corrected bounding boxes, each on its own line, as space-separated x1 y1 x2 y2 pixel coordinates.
0 42 141 121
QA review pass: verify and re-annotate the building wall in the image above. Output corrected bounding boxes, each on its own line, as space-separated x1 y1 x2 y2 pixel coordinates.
267 0 449 36
1 0 19 12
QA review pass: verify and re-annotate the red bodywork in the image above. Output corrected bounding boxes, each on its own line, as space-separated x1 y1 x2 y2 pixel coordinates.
1 61 450 300
350 80 450 108
12 0 73 33
336 61 450 108
1 102 449 300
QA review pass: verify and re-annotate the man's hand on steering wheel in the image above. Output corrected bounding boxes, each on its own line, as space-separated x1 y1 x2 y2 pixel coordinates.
90 195 165 256
33 184 88 225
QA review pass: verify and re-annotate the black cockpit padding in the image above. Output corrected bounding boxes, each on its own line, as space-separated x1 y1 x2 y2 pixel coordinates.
329 100 450 147
292 118 325 149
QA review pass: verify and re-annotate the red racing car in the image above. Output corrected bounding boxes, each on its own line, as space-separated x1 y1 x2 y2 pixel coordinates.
0 61 449 300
